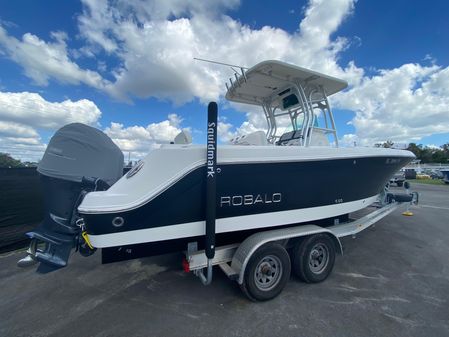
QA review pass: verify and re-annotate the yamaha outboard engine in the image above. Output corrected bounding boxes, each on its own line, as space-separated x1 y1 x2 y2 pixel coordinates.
17 123 123 272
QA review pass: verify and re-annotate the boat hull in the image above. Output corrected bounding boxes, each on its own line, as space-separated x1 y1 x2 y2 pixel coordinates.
81 153 412 248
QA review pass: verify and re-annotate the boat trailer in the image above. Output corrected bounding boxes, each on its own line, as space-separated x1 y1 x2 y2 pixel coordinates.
184 188 418 301
184 103 419 301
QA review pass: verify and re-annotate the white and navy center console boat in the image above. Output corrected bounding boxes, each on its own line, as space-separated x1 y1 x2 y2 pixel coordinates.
19 60 415 271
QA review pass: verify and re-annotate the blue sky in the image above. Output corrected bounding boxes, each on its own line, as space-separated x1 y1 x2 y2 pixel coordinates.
0 0 448 161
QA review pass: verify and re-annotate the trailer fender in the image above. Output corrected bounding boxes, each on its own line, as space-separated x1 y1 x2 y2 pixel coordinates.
231 225 343 285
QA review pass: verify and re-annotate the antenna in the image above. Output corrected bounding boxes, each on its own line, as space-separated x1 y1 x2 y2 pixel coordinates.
194 58 248 89
193 57 248 70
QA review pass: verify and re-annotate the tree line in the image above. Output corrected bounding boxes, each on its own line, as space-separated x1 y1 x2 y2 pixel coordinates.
0 153 37 168
375 142 449 163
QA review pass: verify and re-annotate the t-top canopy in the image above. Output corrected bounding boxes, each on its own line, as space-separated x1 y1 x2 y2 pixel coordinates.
225 60 348 106
38 123 124 185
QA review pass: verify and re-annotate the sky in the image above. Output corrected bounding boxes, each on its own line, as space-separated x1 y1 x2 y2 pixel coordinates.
0 0 448 161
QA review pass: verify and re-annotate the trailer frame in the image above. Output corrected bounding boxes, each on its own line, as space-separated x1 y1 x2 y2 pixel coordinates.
184 191 418 300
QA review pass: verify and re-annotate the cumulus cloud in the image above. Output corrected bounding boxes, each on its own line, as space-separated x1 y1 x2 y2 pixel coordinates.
335 63 449 145
0 120 46 161
0 0 362 104
0 91 102 129
0 91 103 161
0 120 38 138
217 119 235 142
74 0 363 105
218 117 267 143
0 137 46 162
167 113 183 128
0 0 365 107
0 90 185 161
104 115 183 159
339 133 359 147
0 26 108 89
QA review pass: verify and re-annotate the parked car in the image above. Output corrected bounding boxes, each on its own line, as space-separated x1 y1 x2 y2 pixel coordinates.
404 168 416 180
390 170 405 186
442 170 449 184
429 170 443 180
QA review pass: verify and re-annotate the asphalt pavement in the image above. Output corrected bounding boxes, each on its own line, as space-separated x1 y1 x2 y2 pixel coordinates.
0 183 448 337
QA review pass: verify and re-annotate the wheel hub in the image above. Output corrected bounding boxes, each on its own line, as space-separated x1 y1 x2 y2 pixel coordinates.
308 243 329 274
254 255 282 291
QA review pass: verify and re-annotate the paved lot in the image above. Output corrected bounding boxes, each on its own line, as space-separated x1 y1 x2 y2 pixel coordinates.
1 184 448 337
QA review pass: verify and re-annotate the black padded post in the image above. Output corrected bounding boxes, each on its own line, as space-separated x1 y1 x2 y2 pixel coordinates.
205 102 218 259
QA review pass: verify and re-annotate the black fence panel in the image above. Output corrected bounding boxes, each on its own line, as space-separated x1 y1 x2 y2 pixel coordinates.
0 166 130 253
0 168 44 253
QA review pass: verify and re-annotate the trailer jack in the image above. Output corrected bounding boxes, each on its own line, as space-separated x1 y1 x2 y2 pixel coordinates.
195 259 213 285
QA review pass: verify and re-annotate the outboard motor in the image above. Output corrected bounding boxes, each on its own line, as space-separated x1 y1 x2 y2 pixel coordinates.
17 123 123 272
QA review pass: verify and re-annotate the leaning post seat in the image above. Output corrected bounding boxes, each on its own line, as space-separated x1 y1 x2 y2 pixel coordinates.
276 131 303 146
28 123 124 271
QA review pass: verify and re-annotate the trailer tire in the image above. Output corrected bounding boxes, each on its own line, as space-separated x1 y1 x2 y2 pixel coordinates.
240 243 291 301
292 234 335 283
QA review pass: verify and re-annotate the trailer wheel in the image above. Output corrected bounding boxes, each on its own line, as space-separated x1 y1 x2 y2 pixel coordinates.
240 243 291 301
292 234 335 283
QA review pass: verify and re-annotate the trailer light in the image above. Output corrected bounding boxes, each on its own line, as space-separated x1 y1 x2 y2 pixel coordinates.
182 257 190 273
